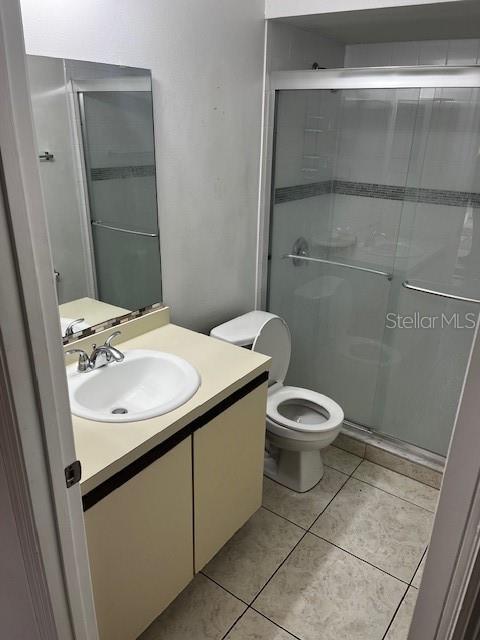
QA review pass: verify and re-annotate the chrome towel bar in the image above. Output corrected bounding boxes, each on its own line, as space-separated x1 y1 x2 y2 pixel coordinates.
402 281 480 305
284 253 393 280
91 220 158 238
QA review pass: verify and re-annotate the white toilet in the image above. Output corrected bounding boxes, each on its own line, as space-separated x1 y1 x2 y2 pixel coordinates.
211 311 344 493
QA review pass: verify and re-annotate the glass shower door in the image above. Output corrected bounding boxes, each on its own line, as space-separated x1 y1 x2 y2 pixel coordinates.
268 87 421 429
269 83 480 457
79 90 162 310
373 87 480 455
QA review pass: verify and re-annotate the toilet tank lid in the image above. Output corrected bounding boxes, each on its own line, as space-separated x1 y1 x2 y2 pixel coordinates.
210 310 278 346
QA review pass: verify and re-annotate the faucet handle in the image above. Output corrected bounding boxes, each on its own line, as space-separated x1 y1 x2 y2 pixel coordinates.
104 330 121 347
64 318 85 337
65 348 91 372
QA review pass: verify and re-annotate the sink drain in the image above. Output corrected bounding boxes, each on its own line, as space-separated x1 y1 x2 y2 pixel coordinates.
112 407 128 415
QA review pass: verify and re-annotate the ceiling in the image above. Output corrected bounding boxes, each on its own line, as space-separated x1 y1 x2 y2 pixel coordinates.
275 1 480 44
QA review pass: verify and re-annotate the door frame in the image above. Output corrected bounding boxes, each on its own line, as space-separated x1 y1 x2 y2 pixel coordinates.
408 320 480 639
0 0 98 638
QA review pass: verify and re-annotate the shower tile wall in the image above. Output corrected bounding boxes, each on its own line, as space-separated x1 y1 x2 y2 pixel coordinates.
344 39 480 68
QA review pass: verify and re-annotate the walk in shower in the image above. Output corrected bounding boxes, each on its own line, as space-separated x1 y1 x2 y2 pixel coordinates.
266 67 480 458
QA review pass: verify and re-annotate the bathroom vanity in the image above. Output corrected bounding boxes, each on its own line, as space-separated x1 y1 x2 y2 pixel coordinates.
67 308 270 640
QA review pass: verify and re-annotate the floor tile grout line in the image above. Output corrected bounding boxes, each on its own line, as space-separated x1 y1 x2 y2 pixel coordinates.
262 473 349 531
260 505 308 531
409 546 428 589
215 456 426 636
214 526 425 640
262 459 428 586
308 466 429 585
335 442 443 490
200 572 250 606
262 462 351 528
308 530 411 586
381 583 410 640
267 461 350 493
250 607 304 640
250 475 351 611
221 454 429 640
348 474 437 513
325 454 364 478
220 606 249 640
350 457 364 475
250 528 311 611
262 465 427 597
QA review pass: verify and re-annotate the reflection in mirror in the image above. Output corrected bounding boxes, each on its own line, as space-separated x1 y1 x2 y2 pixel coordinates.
26 56 162 340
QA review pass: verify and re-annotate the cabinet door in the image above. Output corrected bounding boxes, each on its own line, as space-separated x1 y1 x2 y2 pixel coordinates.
84 437 193 640
194 383 267 572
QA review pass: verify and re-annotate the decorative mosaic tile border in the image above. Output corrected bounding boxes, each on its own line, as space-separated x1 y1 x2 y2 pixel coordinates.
275 179 480 208
62 301 165 345
274 180 331 203
90 164 155 181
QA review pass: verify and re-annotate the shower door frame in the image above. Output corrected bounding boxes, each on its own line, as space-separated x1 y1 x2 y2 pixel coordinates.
257 64 480 459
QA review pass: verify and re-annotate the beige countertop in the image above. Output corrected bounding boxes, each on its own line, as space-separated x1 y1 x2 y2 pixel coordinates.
59 297 129 329
71 322 270 495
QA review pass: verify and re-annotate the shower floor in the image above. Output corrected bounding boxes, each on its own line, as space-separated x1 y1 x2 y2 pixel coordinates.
139 445 438 640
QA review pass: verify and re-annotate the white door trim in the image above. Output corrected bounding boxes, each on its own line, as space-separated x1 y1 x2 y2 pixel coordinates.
408 317 480 639
0 0 98 638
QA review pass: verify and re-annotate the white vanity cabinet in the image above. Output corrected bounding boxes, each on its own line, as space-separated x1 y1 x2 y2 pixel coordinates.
193 382 268 571
84 438 194 640
83 375 267 640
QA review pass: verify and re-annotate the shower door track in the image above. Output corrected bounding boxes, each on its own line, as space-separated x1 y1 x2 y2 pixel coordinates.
342 419 445 472
257 64 480 308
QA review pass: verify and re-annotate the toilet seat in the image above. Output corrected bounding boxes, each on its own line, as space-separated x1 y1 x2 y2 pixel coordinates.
210 311 345 492
267 385 344 435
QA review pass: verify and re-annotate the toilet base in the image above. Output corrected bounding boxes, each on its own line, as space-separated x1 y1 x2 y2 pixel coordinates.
264 445 325 493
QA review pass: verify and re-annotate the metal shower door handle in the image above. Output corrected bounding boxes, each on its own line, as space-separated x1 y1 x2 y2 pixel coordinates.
402 281 480 305
285 237 392 279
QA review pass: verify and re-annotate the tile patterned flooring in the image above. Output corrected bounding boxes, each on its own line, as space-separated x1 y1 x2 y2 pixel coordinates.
140 445 438 640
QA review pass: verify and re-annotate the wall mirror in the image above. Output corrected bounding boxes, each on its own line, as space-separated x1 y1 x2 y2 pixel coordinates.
26 56 163 342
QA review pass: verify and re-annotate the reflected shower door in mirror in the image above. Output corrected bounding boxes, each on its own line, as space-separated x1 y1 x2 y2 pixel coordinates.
26 56 162 340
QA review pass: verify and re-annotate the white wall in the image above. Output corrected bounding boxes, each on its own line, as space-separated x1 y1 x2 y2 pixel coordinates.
20 0 265 332
267 21 345 71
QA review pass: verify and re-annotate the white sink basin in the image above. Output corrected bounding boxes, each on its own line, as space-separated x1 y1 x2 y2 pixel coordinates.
67 349 201 422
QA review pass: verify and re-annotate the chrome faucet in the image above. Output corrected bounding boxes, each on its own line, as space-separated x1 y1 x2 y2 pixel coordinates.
64 317 85 337
65 331 125 372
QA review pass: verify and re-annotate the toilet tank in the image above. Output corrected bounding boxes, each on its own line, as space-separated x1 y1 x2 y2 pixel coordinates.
210 310 276 347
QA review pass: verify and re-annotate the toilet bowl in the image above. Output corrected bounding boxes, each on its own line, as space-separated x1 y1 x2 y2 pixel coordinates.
210 311 344 492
